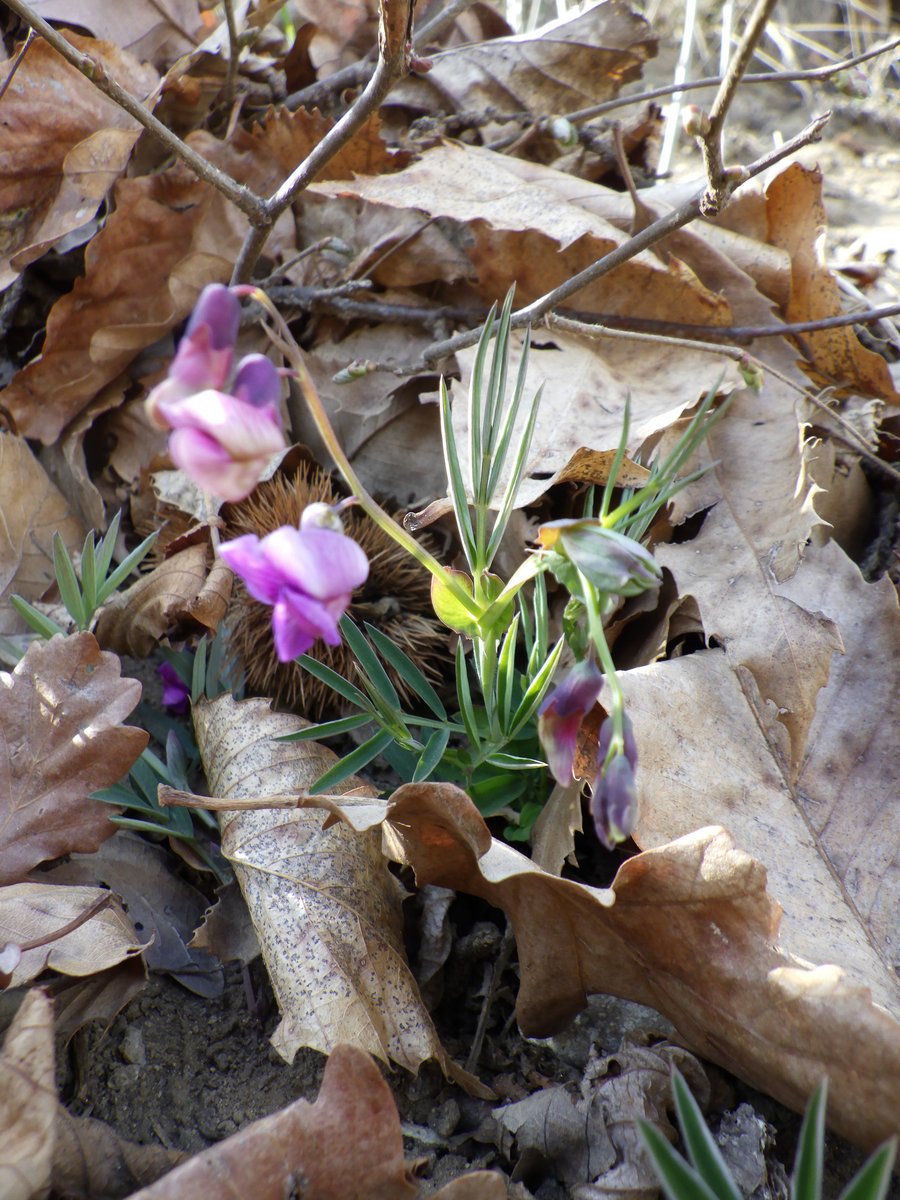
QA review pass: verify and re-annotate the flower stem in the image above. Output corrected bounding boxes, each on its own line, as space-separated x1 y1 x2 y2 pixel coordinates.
577 569 624 766
239 286 483 621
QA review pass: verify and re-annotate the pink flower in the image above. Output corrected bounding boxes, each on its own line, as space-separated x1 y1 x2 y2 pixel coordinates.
592 714 638 849
146 285 286 503
537 658 604 785
218 524 370 662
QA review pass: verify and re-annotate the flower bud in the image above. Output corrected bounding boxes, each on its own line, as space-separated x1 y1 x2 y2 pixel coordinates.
538 658 604 785
681 105 711 139
300 502 345 534
590 753 637 850
538 519 662 599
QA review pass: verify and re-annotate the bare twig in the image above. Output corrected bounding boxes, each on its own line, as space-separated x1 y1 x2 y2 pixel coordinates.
3 0 268 224
547 313 900 485
415 113 830 368
696 0 779 214
565 36 899 126
222 0 240 112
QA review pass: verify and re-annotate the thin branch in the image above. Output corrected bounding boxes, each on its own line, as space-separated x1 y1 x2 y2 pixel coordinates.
222 0 240 112
697 0 779 214
416 113 830 368
546 313 900 486
231 49 409 283
564 35 899 126
3 0 268 224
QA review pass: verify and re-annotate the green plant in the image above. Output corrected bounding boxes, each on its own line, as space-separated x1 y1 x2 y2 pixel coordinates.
10 510 157 636
273 286 732 842
638 1068 897 1200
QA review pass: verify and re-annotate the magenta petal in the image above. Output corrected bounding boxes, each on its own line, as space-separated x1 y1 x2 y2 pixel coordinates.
233 354 282 412
271 589 342 662
261 527 369 600
160 391 284 460
538 658 604 785
218 535 284 604
184 284 241 349
168 428 266 501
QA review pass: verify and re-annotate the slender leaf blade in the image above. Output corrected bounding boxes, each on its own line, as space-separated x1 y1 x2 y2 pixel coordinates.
9 596 66 639
638 1120 720 1200
364 623 446 719
298 654 373 710
412 727 450 782
53 533 86 628
277 713 373 742
791 1082 826 1200
309 728 395 794
837 1140 898 1200
671 1069 741 1200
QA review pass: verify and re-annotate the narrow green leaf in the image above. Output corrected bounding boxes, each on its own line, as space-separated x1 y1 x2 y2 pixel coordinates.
455 640 481 749
510 637 564 735
483 751 545 770
9 596 66 639
298 654 372 710
412 727 450 782
496 612 520 735
191 636 207 705
53 533 86 628
95 510 122 582
309 728 395 794
637 1120 720 1200
837 1140 897 1200
80 531 97 616
469 772 527 815
92 785 141 807
469 301 497 503
599 394 631 521
440 377 477 569
671 1069 741 1200
340 616 400 709
791 1081 826 1200
486 323 530 497
482 295 513 489
277 713 372 742
96 531 158 604
485 381 542 567
364 624 446 719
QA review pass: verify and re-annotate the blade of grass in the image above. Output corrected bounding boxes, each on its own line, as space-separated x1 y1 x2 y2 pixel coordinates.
440 377 478 569
364 623 446 719
837 1140 898 1200
638 1120 720 1200
96 531 158 604
412 727 450 782
671 1069 741 1200
455 640 482 750
340 616 400 710
94 510 122 582
791 1082 826 1200
9 596 66 639
309 728 395 794
298 655 373 710
53 534 86 628
277 713 373 741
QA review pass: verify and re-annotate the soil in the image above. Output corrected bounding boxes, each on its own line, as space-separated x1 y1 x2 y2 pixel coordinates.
7 15 899 1200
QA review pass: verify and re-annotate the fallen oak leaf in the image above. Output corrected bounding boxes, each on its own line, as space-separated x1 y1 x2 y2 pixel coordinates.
160 778 900 1149
52 1104 187 1199
0 633 147 884
125 1043 429 1200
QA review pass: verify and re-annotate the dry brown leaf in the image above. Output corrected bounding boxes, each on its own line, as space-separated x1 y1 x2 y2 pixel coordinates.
0 34 158 291
494 1043 705 1193
430 1175 507 1200
125 1042 419 1200
766 164 900 403
388 1 654 126
0 633 147 883
30 0 203 66
94 541 231 657
53 1104 186 1198
191 695 485 1091
303 142 733 323
192 109 408 193
0 166 241 444
50 956 147 1043
450 328 741 508
0 434 84 636
163 778 900 1148
617 540 900 1015
0 988 55 1200
300 784 898 1150
0 882 145 987
656 374 841 776
43 834 223 995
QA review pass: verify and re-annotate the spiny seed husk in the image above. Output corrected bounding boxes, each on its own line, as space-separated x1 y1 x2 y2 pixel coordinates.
225 465 449 719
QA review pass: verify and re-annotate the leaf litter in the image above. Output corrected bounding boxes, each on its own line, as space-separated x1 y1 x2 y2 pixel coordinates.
0 0 897 1195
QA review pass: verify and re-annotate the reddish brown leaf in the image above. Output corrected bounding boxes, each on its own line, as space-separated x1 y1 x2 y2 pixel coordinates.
0 33 158 290
0 633 147 883
126 1043 419 1200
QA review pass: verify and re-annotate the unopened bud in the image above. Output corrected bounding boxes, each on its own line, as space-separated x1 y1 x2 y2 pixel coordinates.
333 359 376 384
738 355 764 393
681 105 711 138
300 502 345 533
548 116 578 148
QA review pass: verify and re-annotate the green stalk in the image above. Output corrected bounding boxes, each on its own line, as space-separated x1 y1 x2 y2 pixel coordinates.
241 286 483 622
578 568 624 764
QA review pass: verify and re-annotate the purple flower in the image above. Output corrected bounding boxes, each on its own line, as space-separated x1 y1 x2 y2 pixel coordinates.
146 286 286 503
158 662 190 714
218 524 370 662
590 753 637 850
538 519 661 598
538 658 604 785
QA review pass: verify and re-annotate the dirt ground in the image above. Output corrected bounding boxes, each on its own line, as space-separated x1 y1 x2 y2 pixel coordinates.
14 22 900 1200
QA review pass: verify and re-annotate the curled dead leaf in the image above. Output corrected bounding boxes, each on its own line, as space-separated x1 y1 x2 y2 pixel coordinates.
0 989 55 1200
